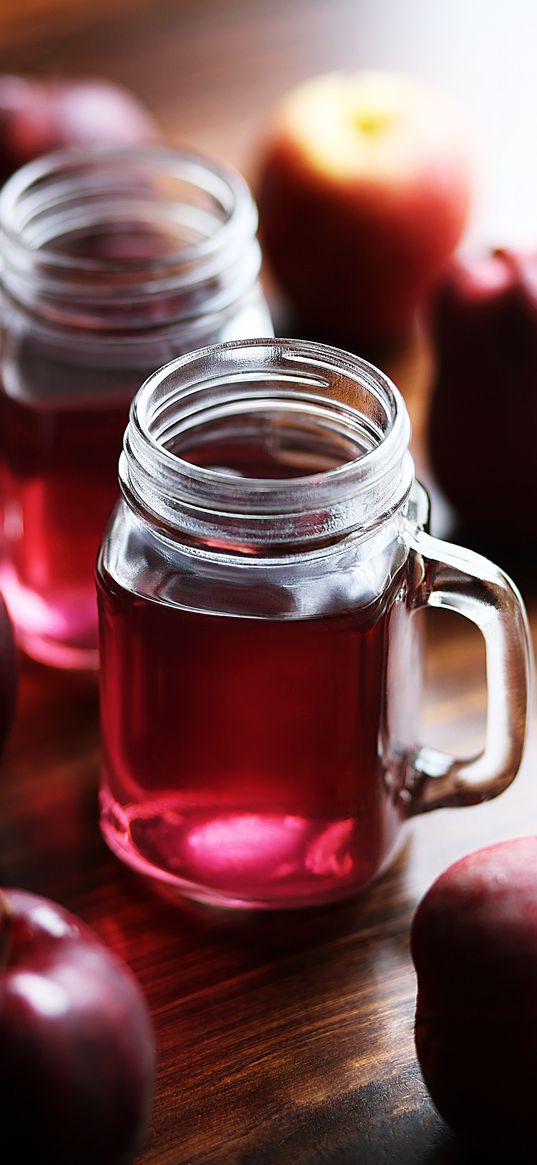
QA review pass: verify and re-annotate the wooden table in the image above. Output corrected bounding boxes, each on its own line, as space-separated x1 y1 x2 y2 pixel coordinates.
1 3 536 1163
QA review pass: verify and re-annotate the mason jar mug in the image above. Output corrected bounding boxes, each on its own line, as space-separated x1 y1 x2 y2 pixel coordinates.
97 338 531 910
0 145 272 668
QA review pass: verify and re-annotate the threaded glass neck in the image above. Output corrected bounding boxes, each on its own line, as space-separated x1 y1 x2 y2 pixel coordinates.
0 145 260 335
120 338 414 555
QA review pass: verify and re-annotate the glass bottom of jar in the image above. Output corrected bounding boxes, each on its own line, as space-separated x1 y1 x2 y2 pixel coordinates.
100 789 401 910
20 630 99 670
0 563 99 670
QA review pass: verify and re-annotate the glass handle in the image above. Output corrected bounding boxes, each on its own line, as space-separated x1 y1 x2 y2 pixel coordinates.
404 527 532 814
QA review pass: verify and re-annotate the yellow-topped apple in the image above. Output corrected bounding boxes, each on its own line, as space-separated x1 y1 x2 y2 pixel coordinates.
257 71 474 348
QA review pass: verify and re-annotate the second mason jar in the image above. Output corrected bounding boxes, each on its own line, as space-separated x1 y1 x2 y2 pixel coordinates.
0 144 272 668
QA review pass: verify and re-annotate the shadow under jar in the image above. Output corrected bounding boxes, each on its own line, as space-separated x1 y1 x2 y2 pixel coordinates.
97 339 531 910
0 145 271 668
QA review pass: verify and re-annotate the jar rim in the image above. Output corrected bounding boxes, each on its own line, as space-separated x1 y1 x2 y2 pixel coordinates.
0 143 257 277
121 338 414 551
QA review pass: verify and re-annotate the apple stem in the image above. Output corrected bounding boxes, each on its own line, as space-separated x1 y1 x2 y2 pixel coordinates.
0 888 14 971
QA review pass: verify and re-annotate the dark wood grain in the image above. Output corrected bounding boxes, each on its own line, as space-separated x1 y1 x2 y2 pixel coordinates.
0 4 536 1163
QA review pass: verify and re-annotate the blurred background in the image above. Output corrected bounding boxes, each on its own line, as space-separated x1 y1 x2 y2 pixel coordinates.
1 0 536 568
1 0 536 244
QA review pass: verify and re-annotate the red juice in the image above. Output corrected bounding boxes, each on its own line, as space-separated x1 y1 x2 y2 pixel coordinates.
0 216 167 667
97 558 410 909
0 370 131 668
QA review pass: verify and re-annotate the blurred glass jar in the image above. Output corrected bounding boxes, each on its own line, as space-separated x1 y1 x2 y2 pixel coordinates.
0 144 272 668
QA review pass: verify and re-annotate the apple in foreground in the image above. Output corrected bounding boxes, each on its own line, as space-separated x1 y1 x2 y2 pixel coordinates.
0 75 158 181
427 248 537 546
257 71 473 348
0 888 155 1165
411 838 537 1152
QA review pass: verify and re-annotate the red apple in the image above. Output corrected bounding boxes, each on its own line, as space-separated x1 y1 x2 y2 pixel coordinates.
427 248 537 546
0 76 158 181
411 838 537 1153
0 887 155 1165
257 71 473 348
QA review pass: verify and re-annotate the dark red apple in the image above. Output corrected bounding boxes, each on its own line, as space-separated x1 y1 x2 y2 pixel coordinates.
257 71 473 348
410 838 537 1153
427 248 537 546
0 76 158 181
0 887 155 1165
